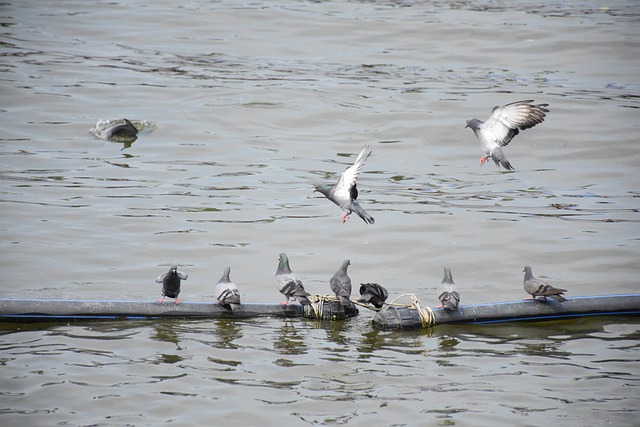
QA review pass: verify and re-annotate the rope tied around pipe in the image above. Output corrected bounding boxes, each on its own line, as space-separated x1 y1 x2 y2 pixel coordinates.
387 293 436 327
306 294 328 319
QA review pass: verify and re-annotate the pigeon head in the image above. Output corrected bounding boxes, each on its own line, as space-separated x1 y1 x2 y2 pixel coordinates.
314 184 331 197
277 253 292 274
170 265 178 274
465 119 481 130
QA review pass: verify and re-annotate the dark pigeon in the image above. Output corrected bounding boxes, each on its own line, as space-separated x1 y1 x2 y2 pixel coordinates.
357 282 388 309
103 118 138 140
523 266 567 302
314 145 375 224
437 267 460 311
156 265 188 303
465 100 549 170
214 267 241 312
275 253 311 305
330 259 352 307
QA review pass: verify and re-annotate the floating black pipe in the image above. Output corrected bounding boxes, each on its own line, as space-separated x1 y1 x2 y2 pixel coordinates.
0 298 358 321
0 295 637 326
373 294 640 329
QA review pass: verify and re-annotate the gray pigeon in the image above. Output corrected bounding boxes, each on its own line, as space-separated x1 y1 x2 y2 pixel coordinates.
314 145 375 224
155 265 188 303
103 118 138 140
275 253 311 305
357 283 388 309
214 267 241 312
523 266 567 302
437 267 460 310
465 100 549 170
330 259 352 307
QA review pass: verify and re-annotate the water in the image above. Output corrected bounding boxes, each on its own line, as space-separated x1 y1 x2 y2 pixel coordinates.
1 0 639 425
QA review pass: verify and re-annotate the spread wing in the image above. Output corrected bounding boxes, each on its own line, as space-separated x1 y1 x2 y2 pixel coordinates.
333 145 371 202
482 100 549 147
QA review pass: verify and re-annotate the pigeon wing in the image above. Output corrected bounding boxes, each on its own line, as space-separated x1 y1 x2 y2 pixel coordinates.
483 100 548 147
333 145 371 202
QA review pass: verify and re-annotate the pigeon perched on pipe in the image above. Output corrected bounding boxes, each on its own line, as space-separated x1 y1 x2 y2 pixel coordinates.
275 253 311 305
437 267 460 310
523 266 567 302
465 100 549 170
314 145 375 224
214 267 241 312
330 259 353 307
156 265 188 304
358 283 388 309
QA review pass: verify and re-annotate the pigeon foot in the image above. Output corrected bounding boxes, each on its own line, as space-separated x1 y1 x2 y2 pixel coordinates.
341 213 349 223
158 297 166 303
280 301 290 305
174 298 182 304
480 156 489 165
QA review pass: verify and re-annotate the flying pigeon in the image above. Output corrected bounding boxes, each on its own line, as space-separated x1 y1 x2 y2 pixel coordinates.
314 145 375 224
156 265 188 303
465 100 549 170
357 282 388 309
103 118 138 140
275 253 311 305
214 267 241 312
330 259 353 307
437 267 461 310
523 266 567 302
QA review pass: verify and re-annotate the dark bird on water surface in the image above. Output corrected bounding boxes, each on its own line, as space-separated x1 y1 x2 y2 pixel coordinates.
103 118 138 140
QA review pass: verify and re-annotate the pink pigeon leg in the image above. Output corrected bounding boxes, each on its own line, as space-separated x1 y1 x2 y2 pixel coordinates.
157 296 166 303
341 212 349 223
480 156 489 165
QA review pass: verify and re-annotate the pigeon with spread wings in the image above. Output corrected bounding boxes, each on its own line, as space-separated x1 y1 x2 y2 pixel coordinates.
465 100 549 171
314 145 375 224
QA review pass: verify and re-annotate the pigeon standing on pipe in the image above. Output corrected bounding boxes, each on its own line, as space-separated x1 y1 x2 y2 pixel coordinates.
156 265 188 304
523 266 567 302
330 259 353 307
437 267 460 310
314 145 375 224
465 100 549 171
357 283 388 309
214 267 241 312
275 253 312 306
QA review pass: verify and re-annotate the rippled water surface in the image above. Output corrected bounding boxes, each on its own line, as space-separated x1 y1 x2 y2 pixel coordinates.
1 0 639 425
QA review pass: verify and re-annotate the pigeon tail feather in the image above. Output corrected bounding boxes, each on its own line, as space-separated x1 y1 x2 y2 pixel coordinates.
352 201 375 224
491 147 514 171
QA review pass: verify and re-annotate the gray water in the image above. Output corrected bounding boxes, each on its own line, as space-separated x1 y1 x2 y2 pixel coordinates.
1 1 639 425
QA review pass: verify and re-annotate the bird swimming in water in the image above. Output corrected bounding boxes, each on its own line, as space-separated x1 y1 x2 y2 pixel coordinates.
102 118 139 140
